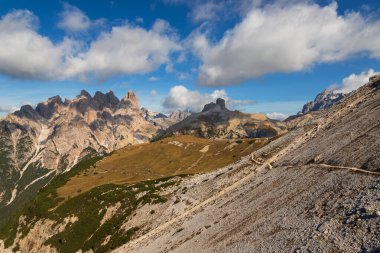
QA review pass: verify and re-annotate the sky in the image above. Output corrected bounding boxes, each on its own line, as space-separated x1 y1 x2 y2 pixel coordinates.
0 0 380 120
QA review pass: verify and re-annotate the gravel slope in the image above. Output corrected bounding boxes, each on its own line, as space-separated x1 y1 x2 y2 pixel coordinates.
114 76 380 253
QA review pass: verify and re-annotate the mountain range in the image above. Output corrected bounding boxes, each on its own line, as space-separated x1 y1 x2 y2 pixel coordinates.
0 90 283 227
0 75 379 252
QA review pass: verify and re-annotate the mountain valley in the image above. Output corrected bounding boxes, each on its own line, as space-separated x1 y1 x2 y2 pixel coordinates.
0 75 378 252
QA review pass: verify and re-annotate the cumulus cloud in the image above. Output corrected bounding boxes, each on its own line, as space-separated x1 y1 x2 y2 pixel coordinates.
0 10 76 80
64 20 181 80
163 85 255 112
331 69 379 94
177 72 189 80
58 3 92 32
163 0 261 23
194 2 380 86
191 2 224 23
266 112 288 121
0 9 180 81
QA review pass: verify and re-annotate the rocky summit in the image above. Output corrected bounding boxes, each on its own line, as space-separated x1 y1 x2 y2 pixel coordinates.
161 98 287 139
301 89 346 114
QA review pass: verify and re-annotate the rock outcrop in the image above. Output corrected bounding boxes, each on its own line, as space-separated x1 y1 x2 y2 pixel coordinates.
141 107 173 131
301 89 345 114
168 110 192 122
123 91 139 110
161 98 287 139
35 96 64 119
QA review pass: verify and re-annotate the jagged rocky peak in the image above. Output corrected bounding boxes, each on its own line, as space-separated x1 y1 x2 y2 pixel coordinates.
141 107 168 119
93 91 120 109
93 91 107 103
370 74 380 88
216 98 226 109
202 98 228 112
105 91 120 105
35 95 63 119
301 89 345 114
122 90 139 109
168 110 192 121
13 104 41 120
78 89 92 99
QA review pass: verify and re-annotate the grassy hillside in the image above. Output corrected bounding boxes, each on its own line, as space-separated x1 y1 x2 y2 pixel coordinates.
57 135 268 200
0 135 269 253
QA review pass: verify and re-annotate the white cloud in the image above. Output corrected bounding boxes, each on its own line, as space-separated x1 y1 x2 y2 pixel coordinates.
266 112 288 121
0 9 180 81
163 0 261 23
0 10 76 80
152 19 175 34
0 104 17 113
135 17 144 23
58 3 92 32
177 72 189 80
65 21 180 80
191 2 223 23
163 85 255 112
165 63 175 73
194 2 380 86
149 76 159 81
331 69 379 94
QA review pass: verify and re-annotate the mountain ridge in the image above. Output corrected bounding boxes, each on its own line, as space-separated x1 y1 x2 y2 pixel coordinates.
300 89 346 114
160 98 287 139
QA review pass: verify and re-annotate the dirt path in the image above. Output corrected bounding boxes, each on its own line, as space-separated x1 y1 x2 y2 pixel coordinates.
318 163 380 176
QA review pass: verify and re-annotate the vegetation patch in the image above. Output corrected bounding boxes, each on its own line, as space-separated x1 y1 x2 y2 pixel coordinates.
0 154 181 253
58 135 268 199
0 155 105 248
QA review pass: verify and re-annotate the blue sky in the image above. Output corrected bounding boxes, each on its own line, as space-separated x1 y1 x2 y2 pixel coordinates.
0 0 380 119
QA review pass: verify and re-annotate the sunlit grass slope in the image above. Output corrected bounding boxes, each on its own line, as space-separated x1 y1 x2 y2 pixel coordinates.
58 135 269 199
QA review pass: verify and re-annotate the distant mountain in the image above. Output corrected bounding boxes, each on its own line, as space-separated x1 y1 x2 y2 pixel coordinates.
141 108 191 131
0 90 180 223
168 110 192 122
160 98 287 139
301 89 345 114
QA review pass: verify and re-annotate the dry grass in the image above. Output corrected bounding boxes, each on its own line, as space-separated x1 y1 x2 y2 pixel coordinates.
57 135 268 199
